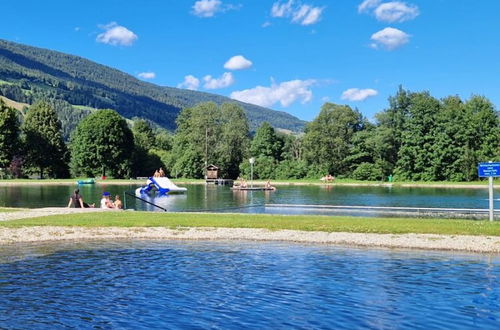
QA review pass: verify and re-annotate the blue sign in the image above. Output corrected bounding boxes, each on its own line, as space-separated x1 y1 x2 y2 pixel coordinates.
478 162 500 177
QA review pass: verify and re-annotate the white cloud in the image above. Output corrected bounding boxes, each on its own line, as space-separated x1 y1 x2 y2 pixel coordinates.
191 0 240 17
138 72 156 79
359 1 419 22
96 22 138 46
271 1 324 26
177 75 200 90
203 72 235 89
224 55 253 70
192 0 221 17
262 21 272 28
341 88 378 101
358 0 381 13
370 27 410 50
374 1 419 22
271 0 294 17
231 79 316 108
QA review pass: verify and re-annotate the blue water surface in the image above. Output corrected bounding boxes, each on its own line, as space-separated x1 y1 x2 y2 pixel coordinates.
0 241 498 329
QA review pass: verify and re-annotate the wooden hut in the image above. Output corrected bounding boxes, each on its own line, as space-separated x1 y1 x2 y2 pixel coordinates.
206 164 219 180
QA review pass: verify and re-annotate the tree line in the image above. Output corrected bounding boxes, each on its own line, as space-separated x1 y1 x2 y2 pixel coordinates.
0 87 499 181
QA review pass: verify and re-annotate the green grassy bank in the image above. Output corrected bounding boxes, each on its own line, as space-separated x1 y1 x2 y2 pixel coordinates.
0 178 497 187
0 212 498 236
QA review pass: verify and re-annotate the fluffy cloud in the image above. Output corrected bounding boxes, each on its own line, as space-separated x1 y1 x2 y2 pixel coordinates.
341 88 378 101
358 0 381 13
271 1 324 26
192 0 221 17
358 1 419 23
192 0 240 17
137 72 156 79
224 55 253 70
374 2 419 22
230 79 316 108
96 22 138 46
203 72 235 89
177 75 200 90
370 27 410 50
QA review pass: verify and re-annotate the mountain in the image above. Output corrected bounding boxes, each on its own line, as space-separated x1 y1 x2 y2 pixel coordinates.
0 39 306 133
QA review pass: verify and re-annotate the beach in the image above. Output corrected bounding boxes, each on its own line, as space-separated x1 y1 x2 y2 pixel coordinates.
0 208 498 253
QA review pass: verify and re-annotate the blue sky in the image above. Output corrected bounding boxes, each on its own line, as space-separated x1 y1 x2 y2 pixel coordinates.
1 0 499 122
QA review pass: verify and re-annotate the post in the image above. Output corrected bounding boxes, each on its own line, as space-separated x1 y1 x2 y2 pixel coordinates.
249 157 255 189
489 176 494 222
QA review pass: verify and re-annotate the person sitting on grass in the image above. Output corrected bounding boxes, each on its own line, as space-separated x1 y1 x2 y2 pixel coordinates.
67 189 94 208
100 192 115 209
114 195 123 209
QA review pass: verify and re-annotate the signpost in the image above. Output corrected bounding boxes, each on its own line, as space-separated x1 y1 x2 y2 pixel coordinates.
478 162 500 221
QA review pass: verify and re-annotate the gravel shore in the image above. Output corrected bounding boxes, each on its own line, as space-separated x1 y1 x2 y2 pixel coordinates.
1 208 498 253
0 225 498 253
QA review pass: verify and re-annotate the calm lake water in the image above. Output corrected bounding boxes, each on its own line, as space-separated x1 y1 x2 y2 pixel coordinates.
0 241 498 329
0 183 497 216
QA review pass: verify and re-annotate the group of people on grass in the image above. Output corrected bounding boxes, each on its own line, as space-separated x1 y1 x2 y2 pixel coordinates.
320 174 335 183
153 167 165 178
67 189 122 209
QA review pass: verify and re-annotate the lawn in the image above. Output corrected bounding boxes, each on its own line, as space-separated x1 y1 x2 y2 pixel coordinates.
0 212 498 236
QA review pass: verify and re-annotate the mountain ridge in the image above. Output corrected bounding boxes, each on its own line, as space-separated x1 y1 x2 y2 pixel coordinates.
0 39 306 132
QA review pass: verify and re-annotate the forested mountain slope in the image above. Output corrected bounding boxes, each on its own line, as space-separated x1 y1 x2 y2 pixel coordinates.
0 39 305 132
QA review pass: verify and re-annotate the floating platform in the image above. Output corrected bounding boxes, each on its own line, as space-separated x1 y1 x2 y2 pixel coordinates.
231 187 276 191
76 179 95 185
206 179 234 185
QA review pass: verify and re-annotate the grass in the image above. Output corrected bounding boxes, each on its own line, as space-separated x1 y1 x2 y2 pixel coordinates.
0 208 22 212
0 212 498 236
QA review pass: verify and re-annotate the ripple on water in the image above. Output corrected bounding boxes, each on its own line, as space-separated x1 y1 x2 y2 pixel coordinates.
0 241 498 329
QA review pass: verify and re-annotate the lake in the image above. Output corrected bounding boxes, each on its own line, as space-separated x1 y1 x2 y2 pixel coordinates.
0 183 497 217
0 241 498 329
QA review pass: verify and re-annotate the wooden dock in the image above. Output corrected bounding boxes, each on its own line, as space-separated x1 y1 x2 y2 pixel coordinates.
206 179 234 185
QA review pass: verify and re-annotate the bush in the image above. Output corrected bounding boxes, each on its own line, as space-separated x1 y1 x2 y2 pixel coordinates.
352 162 384 181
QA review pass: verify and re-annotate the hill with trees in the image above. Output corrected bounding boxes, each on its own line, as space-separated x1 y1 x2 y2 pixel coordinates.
0 39 305 134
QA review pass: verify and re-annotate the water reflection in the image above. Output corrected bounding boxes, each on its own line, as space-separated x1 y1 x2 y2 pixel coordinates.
0 184 498 217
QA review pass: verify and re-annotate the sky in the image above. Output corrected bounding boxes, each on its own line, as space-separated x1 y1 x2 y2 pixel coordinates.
1 0 499 122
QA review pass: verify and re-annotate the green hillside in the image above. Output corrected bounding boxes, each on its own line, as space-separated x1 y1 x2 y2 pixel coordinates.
0 39 305 132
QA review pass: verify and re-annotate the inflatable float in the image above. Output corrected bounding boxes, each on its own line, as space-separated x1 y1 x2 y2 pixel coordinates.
135 177 187 196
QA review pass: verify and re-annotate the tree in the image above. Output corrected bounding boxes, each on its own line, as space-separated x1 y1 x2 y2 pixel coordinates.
131 120 166 177
249 122 283 160
132 119 155 151
170 102 250 179
394 92 440 181
22 100 68 178
216 103 250 179
69 109 134 178
302 103 364 176
0 100 21 169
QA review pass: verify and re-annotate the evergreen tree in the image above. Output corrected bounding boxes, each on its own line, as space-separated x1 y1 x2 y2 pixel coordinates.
22 100 68 178
0 100 21 169
69 109 134 178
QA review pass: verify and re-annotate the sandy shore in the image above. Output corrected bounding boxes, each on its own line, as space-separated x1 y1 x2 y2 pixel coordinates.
0 225 497 253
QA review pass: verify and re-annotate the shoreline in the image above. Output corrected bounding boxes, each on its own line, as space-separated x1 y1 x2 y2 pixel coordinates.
0 226 498 253
0 180 494 189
